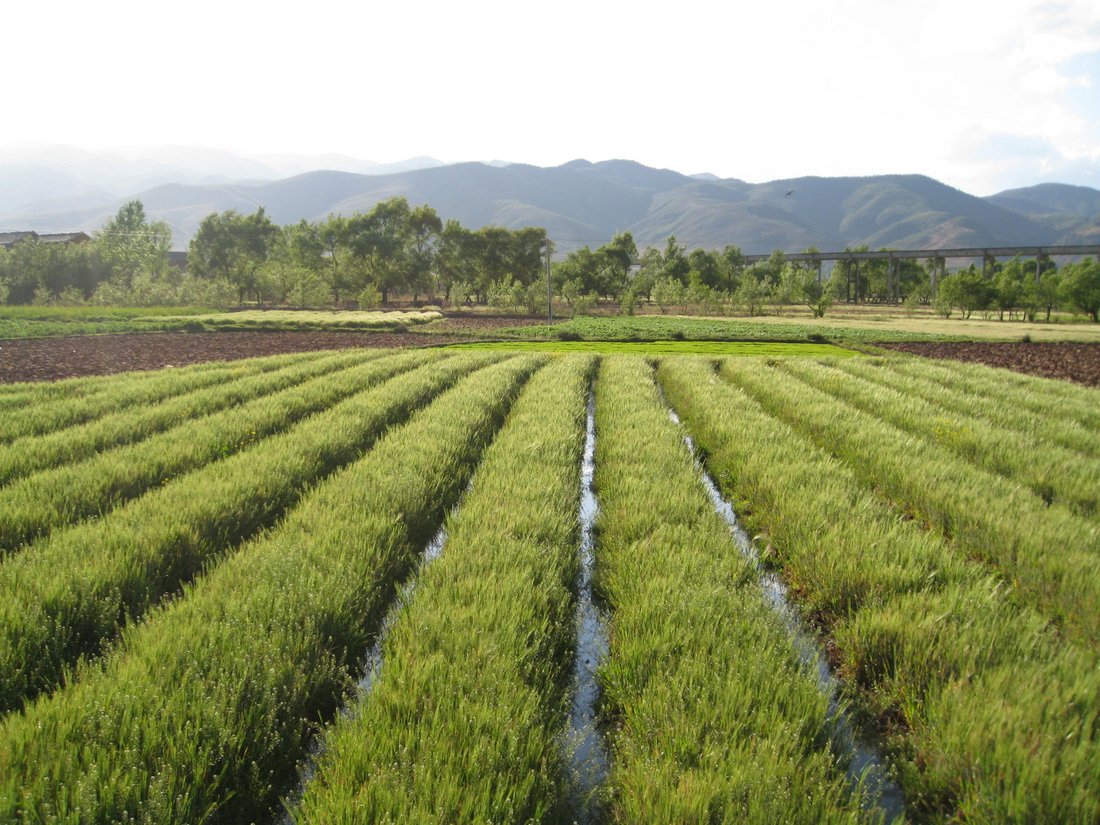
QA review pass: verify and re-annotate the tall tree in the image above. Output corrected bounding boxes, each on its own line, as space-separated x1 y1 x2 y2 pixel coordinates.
188 208 278 303
97 200 172 288
345 197 413 304
406 204 442 302
1060 258 1100 322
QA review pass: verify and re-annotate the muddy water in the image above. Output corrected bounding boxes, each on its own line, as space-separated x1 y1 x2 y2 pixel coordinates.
667 407 906 821
563 391 611 824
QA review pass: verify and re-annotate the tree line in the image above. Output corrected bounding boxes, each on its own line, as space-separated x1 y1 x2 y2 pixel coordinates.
1 198 1098 322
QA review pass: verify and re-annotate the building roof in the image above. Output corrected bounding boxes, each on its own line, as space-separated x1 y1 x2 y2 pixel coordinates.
0 230 92 249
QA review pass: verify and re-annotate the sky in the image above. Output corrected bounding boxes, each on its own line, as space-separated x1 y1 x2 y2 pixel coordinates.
3 0 1099 195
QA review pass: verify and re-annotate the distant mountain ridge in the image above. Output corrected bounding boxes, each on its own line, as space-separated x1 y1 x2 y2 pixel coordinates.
1 153 1097 253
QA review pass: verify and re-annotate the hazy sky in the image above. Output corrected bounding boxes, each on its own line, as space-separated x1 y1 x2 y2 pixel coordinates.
4 0 1099 194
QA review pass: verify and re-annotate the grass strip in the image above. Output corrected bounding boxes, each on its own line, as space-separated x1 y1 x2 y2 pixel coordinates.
0 352 420 554
0 349 381 486
719 357 1100 647
290 353 595 823
0 350 499 713
777 358 1100 520
659 356 1100 822
592 356 869 823
832 357 1100 460
447 340 859 356
0 354 544 824
0 350 319 442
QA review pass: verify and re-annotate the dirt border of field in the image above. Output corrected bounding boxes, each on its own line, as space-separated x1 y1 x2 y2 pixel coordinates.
0 331 457 383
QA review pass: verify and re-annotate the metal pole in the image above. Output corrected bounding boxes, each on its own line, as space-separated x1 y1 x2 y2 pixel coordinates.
546 234 553 323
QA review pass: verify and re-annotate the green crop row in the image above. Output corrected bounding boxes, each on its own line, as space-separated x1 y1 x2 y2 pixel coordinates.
719 358 1100 647
0 350 497 713
0 347 255 404
0 351 424 554
0 349 381 486
776 359 1100 520
659 357 1100 822
0 354 543 823
592 357 870 823
831 357 1100 460
890 356 1100 435
292 353 595 822
0 350 319 442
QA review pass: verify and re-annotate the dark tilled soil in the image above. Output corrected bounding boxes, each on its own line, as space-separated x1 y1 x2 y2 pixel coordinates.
0 331 458 383
878 341 1100 388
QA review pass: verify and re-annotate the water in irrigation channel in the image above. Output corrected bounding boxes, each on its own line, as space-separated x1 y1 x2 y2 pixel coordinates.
563 391 611 824
667 406 906 821
278 517 452 823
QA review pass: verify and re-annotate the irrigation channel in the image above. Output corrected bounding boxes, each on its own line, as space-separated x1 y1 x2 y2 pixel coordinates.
280 512 455 822
563 390 611 823
665 403 906 820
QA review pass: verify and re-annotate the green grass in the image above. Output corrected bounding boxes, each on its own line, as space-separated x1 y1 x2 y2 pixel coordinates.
776 358 1100 520
0 350 500 713
493 311 1100 344
448 339 859 356
0 349 381 485
0 306 440 338
293 354 595 823
659 356 1100 822
593 357 870 823
0 352 410 553
717 357 1100 647
496 314 954 343
0 355 543 824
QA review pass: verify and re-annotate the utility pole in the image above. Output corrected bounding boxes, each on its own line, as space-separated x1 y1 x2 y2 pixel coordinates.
546 233 553 323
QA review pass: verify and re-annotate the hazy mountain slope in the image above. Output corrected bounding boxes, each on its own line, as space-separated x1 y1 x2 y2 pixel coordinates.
2 156 1096 253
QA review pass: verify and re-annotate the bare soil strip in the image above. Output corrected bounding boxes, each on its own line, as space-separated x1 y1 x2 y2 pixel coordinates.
0 331 455 383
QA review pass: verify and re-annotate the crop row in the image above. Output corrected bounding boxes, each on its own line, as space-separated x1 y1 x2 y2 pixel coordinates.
594 357 869 822
776 358 1100 520
0 348 382 486
0 350 504 712
292 353 595 821
0 350 321 441
0 350 420 553
833 357 1100 459
0 354 543 822
659 356 1100 821
888 355 1100 435
718 357 1100 647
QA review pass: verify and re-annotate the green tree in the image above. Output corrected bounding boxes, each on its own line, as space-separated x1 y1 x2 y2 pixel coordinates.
938 266 995 319
96 200 172 288
659 236 690 284
188 208 278 303
1060 258 1100 322
345 198 413 304
719 245 745 293
405 204 442 302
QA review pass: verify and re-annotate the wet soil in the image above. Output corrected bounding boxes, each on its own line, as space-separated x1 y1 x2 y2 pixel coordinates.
0 331 457 383
878 341 1100 388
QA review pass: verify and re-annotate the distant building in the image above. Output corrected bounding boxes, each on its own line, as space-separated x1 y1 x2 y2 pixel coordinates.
0 231 92 250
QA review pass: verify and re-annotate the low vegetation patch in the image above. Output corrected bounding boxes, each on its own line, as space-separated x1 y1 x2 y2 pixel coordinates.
448 339 859 357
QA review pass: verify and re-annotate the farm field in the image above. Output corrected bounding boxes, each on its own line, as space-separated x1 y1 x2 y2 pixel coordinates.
0 346 1098 823
0 307 441 339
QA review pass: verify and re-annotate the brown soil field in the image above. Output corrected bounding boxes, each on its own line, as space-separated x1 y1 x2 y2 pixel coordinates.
0 331 457 383
879 341 1100 388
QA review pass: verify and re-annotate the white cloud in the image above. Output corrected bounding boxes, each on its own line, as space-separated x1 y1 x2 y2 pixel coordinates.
1 0 1097 192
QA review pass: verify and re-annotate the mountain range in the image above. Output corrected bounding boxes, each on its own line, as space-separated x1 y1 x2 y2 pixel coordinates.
1 148 1098 254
